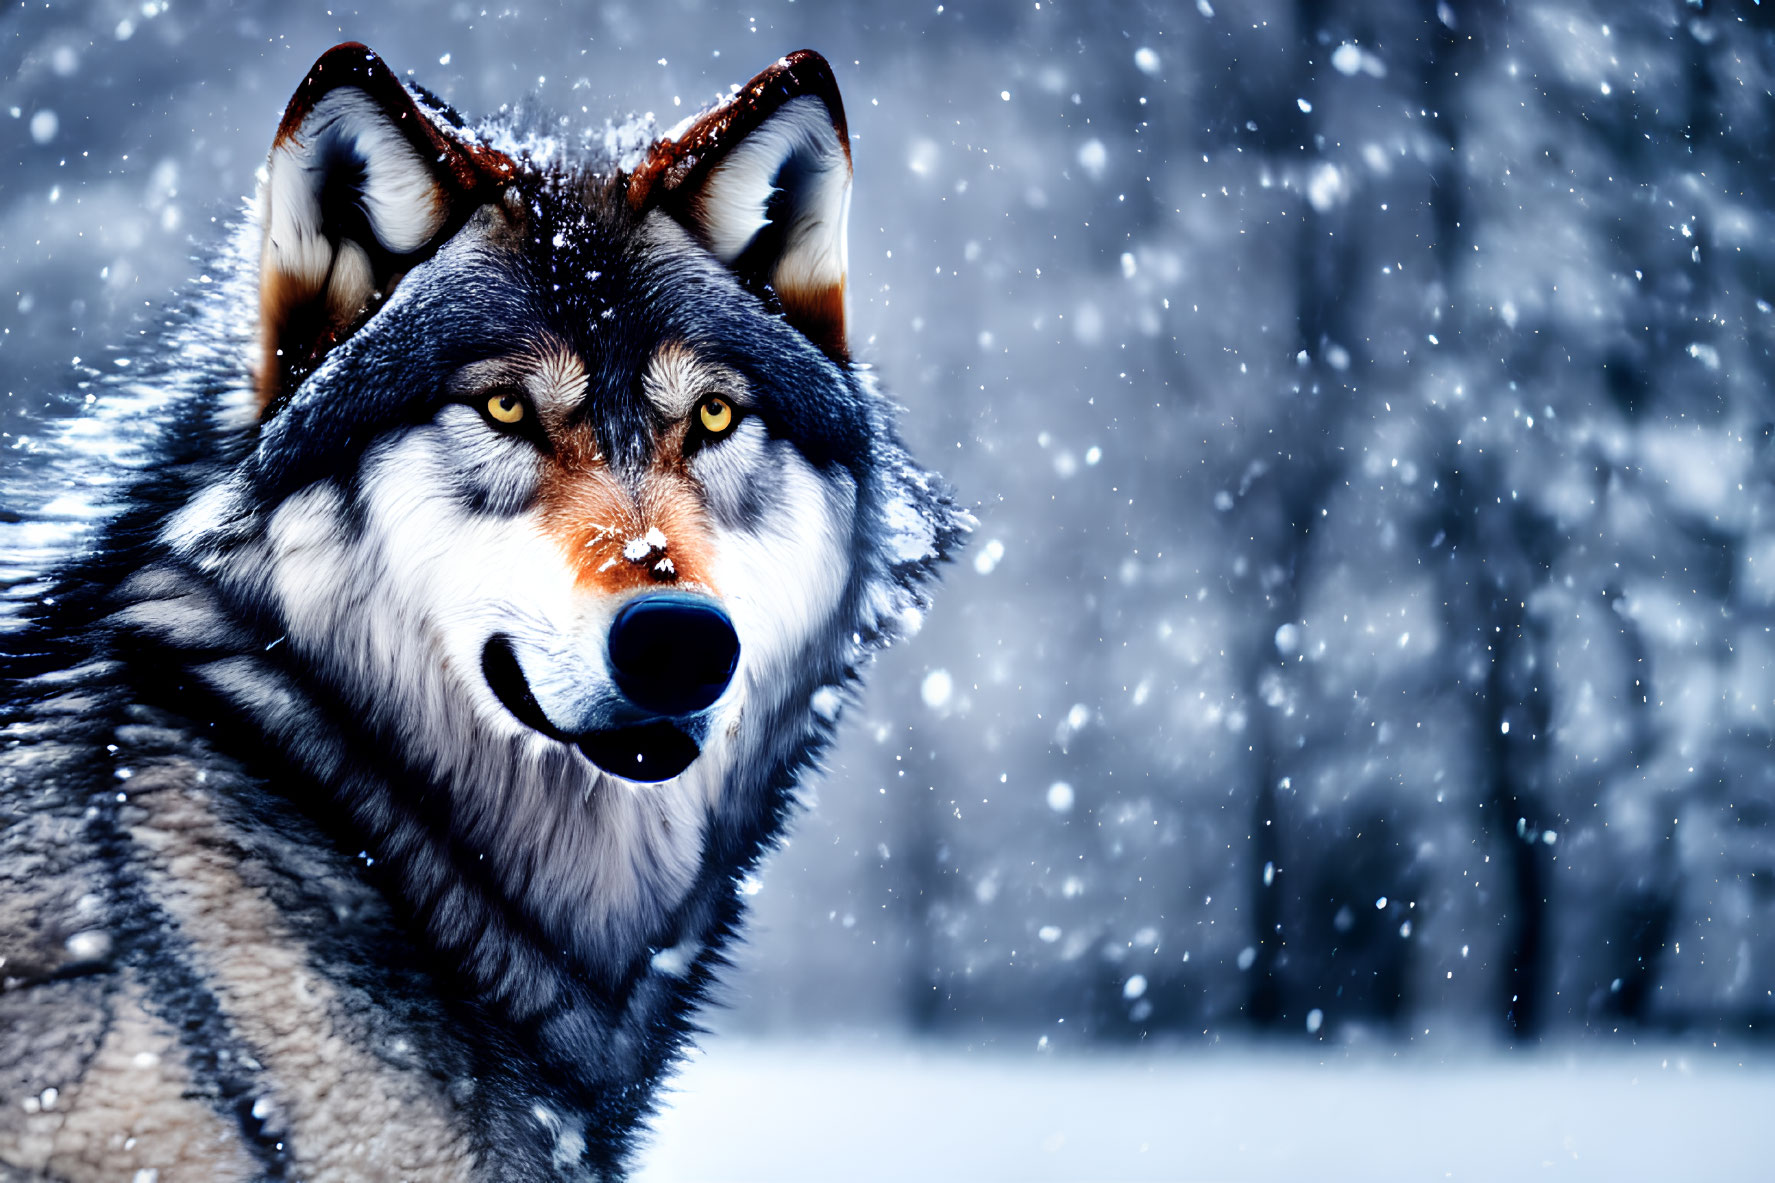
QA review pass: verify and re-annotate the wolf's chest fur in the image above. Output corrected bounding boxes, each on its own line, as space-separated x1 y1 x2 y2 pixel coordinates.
0 44 961 1181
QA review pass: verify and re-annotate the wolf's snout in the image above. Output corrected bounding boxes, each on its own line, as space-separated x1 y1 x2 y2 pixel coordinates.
606 594 740 717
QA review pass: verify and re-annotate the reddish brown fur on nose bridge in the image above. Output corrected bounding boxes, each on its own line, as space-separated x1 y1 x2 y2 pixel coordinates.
539 446 719 596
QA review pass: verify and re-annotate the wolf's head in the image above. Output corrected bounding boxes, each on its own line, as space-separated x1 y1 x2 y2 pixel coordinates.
124 45 962 987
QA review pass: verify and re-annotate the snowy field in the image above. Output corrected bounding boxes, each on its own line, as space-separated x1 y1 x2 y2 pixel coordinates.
637 1040 1775 1183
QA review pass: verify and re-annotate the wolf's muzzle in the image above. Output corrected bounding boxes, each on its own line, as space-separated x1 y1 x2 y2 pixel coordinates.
480 595 739 783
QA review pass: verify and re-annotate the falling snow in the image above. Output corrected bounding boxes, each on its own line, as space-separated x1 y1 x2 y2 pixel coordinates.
5 2 1775 1175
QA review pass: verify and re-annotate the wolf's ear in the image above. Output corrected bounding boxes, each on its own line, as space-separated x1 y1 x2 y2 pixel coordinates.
629 50 853 361
258 43 514 411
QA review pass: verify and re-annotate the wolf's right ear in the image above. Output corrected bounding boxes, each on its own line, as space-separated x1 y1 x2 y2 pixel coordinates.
257 43 514 413
629 51 853 361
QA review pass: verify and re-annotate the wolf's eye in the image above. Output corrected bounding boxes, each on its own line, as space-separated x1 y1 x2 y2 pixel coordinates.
485 391 526 426
697 395 736 437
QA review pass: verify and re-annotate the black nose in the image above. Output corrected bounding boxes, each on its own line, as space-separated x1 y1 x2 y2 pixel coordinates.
606 594 740 717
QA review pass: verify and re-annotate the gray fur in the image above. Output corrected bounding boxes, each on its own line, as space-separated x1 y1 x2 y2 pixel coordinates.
1 46 963 1181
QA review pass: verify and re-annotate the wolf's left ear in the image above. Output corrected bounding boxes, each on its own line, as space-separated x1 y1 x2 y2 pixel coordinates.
258 43 514 411
630 51 852 360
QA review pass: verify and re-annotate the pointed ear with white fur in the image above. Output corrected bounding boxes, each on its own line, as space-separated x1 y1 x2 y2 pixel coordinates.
630 51 853 360
257 42 514 412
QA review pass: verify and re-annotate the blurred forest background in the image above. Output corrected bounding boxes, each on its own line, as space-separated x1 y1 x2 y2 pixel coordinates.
5 0 1775 1058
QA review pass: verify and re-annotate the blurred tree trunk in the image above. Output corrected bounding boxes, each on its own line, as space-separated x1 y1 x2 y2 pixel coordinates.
1422 0 1561 1042
1240 0 1353 1029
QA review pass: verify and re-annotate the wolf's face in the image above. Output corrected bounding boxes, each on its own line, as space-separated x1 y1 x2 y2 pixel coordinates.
137 47 955 976
221 200 860 785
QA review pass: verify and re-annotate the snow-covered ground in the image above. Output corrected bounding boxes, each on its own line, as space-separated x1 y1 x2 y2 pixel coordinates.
638 1040 1775 1182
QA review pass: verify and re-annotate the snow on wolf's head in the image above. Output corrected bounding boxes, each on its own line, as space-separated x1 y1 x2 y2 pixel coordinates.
146 44 962 980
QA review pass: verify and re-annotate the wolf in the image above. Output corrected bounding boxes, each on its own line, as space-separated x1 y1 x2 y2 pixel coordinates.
0 43 961 1181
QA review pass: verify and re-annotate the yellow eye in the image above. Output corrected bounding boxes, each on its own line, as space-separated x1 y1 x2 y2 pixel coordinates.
698 395 735 436
485 391 526 425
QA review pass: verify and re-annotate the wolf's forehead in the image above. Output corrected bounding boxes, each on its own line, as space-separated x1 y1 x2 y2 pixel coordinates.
477 188 743 396
512 177 659 271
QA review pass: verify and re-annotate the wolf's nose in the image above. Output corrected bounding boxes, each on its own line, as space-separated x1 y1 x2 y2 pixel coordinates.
606 594 740 717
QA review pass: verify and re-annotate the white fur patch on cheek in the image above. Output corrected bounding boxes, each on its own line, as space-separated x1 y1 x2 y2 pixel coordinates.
262 481 357 641
710 452 853 698
251 452 564 730
357 447 583 700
